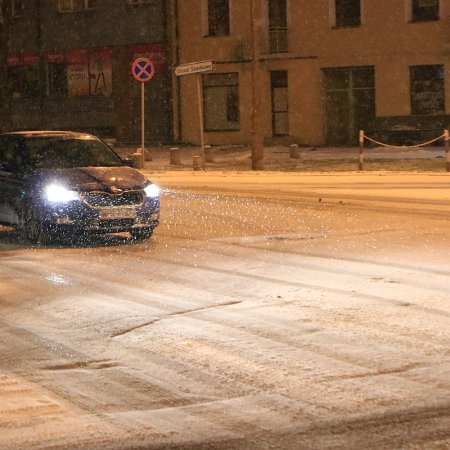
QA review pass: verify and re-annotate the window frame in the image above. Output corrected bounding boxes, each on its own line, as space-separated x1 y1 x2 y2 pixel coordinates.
57 0 95 13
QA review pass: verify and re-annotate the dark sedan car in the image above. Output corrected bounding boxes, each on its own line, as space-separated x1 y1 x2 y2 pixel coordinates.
0 131 160 244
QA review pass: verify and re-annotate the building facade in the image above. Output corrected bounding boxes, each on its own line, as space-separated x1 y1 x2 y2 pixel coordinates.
174 0 450 146
7 0 170 143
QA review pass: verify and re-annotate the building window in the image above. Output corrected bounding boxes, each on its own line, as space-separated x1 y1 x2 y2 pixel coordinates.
7 61 40 99
57 0 95 12
11 0 24 17
323 66 375 145
268 0 288 53
127 0 154 6
411 0 439 22
334 0 361 27
271 71 289 136
410 65 444 115
0 0 24 18
47 61 68 98
46 49 112 98
204 73 239 131
127 0 151 4
205 0 230 37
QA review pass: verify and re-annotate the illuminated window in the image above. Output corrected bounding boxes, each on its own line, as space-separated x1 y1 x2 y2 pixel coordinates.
411 65 444 115
57 0 95 12
204 73 239 131
411 0 439 22
334 0 361 27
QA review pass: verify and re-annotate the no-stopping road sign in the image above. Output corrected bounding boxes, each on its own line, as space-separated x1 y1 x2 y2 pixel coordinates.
132 57 155 82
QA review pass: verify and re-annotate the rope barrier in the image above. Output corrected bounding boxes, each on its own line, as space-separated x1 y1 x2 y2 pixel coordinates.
358 129 449 172
363 133 445 149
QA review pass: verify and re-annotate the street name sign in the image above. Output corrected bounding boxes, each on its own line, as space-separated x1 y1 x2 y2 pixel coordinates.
175 60 213 77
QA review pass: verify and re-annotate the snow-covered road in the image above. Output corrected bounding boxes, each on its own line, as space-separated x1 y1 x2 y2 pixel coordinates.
0 172 449 449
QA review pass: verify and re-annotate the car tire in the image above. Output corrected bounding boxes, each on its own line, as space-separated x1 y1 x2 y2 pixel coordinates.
130 228 153 240
24 206 52 245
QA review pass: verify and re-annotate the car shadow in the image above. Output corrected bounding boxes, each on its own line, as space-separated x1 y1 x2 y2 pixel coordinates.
0 227 144 250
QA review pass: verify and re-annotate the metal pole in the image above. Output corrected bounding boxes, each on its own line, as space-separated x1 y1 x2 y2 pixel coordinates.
140 81 145 166
359 130 364 171
445 129 449 173
197 74 205 170
250 0 264 170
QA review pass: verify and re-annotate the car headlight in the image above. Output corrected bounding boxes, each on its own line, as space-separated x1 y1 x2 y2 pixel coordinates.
45 184 79 203
144 183 159 199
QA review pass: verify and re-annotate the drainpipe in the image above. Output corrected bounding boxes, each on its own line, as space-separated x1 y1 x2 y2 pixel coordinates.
170 0 181 143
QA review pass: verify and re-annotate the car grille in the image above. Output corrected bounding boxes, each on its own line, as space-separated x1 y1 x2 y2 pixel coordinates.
81 191 144 207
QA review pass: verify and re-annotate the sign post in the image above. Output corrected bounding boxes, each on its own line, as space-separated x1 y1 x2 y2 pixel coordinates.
175 61 213 169
131 57 155 166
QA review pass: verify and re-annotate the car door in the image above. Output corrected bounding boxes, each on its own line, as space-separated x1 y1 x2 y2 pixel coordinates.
0 137 24 226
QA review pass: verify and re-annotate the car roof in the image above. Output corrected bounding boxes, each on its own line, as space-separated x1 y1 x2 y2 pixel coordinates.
1 131 96 139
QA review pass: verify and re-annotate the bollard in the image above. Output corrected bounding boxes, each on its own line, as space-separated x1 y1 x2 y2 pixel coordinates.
144 148 152 162
192 155 202 171
359 130 364 171
445 130 449 173
131 151 144 169
289 144 300 159
204 145 215 163
135 147 146 166
170 147 182 165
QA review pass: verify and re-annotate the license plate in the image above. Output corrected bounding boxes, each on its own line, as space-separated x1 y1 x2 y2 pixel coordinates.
99 208 136 220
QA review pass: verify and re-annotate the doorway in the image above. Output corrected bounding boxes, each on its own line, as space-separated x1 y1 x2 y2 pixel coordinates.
323 66 375 145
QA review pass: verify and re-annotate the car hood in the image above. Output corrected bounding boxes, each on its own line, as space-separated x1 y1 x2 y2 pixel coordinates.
33 166 149 192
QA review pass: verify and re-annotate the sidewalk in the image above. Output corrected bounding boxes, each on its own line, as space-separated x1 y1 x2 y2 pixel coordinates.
114 143 448 173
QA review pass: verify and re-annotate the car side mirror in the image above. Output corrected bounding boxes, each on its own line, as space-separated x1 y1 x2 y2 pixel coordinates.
122 157 136 168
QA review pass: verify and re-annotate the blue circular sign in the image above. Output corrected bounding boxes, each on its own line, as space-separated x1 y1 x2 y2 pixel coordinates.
131 57 155 82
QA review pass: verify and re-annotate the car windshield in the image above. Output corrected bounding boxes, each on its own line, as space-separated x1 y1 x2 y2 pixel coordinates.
23 137 124 169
